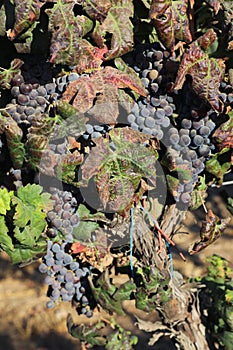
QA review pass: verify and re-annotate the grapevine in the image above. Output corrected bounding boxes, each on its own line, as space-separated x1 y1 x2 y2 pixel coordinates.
0 1 232 349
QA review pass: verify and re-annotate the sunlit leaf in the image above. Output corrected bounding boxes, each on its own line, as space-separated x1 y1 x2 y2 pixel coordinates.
80 127 157 214
62 67 146 125
45 0 93 66
174 41 225 111
0 216 14 252
149 0 192 52
83 0 111 23
189 209 230 254
0 188 14 215
92 0 134 60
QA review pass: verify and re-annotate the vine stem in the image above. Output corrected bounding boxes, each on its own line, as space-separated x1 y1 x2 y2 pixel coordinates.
138 204 186 261
129 207 134 277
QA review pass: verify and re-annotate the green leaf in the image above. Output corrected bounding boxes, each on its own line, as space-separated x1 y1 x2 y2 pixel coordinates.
92 0 134 60
0 113 26 168
7 241 46 264
67 314 106 346
205 149 232 185
113 280 136 301
12 184 52 245
0 216 14 252
0 188 14 215
190 176 208 210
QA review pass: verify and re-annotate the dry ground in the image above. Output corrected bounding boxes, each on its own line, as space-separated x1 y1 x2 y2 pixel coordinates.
0 184 232 350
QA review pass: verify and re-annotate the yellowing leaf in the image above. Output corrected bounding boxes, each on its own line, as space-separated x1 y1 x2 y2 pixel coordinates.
0 188 14 215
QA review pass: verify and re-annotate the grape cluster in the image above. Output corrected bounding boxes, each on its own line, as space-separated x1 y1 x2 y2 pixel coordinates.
125 44 175 139
46 188 80 241
39 240 94 317
5 72 79 125
83 123 112 140
125 44 218 205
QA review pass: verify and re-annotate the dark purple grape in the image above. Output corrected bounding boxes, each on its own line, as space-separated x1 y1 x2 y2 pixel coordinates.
180 192 191 204
193 135 204 146
181 119 192 129
11 86 20 97
36 96 46 106
17 94 30 106
20 83 32 94
12 74 24 86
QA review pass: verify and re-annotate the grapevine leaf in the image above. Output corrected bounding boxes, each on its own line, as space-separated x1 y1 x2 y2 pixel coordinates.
0 113 26 168
190 176 208 210
113 280 136 301
197 28 218 51
0 216 14 252
92 0 134 60
80 127 157 214
0 59 23 89
205 149 232 184
82 0 111 23
12 184 52 243
7 0 43 40
0 188 14 215
67 315 106 346
149 0 192 52
8 241 46 264
62 67 146 125
189 210 231 255
55 151 83 185
73 40 108 74
174 41 225 111
45 0 93 66
72 204 99 242
212 111 233 151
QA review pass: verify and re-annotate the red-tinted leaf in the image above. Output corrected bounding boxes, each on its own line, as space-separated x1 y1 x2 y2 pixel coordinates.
71 242 88 254
197 28 217 51
80 127 157 214
45 1 93 66
212 111 233 150
92 0 134 60
174 42 225 111
149 0 192 52
62 67 147 125
83 0 111 23
74 43 108 74
189 210 230 254
7 0 43 40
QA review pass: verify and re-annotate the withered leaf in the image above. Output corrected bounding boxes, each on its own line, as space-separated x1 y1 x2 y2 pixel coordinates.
80 127 157 214
212 111 233 151
92 0 134 60
189 210 230 255
7 0 43 40
62 67 147 125
149 0 192 52
174 41 225 111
